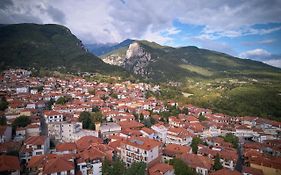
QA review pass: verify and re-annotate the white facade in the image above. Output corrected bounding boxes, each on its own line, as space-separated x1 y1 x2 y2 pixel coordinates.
78 160 102 175
120 138 160 166
48 122 98 142
0 126 12 143
44 113 64 123
16 87 29 94
151 124 168 143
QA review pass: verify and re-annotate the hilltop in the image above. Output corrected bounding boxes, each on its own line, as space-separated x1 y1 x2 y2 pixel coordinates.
0 23 126 75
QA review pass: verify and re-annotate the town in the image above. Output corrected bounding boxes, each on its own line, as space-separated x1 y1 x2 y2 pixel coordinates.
0 69 280 175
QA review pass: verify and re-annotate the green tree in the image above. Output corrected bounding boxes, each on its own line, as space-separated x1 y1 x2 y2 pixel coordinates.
182 107 189 115
213 154 223 171
125 162 146 175
12 115 31 129
110 158 126 175
56 96 67 105
102 158 111 175
46 98 55 110
139 114 144 122
0 97 8 111
0 116 7 125
191 137 202 154
78 111 93 129
170 158 195 175
199 114 206 122
92 106 100 112
221 133 239 148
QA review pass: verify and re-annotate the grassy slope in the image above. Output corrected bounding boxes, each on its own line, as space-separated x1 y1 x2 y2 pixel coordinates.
0 23 126 76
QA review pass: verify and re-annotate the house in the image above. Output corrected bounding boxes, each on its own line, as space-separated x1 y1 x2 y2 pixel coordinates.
179 153 213 175
43 110 64 123
0 155 20 175
149 163 175 175
100 122 121 138
151 123 168 143
210 168 242 175
20 136 50 163
166 127 193 145
235 125 254 138
77 147 105 175
162 144 192 162
56 142 77 154
120 136 161 167
242 166 264 175
43 157 75 175
140 127 156 139
0 126 12 143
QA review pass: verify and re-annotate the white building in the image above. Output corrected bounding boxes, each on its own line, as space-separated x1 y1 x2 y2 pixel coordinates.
48 121 98 142
43 110 64 123
16 86 29 94
20 136 50 163
151 124 168 143
100 122 121 138
120 137 161 167
0 126 12 143
166 127 193 146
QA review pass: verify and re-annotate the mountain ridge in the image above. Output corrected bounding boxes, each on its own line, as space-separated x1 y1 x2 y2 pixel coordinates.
0 23 127 75
99 39 280 82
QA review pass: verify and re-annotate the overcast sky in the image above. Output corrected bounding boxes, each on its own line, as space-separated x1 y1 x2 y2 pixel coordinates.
1 0 281 67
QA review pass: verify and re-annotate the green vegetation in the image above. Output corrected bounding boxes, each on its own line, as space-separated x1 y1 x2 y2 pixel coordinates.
221 133 239 148
0 97 8 111
79 111 93 129
78 111 103 130
191 137 202 154
12 115 31 129
170 158 196 175
199 114 206 122
0 116 7 125
0 23 127 76
56 96 71 105
213 154 223 171
125 162 146 175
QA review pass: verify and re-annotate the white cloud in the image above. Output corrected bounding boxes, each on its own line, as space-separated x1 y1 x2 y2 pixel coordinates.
263 59 281 68
239 49 271 60
1 0 281 44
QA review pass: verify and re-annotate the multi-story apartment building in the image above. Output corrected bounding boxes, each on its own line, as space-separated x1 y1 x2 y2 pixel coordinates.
120 137 161 167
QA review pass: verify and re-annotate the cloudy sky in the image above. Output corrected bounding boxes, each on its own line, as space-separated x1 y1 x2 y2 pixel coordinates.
1 0 281 67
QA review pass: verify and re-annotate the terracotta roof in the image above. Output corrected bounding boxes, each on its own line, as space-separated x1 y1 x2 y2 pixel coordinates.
25 136 47 145
27 155 46 169
122 136 161 151
56 142 77 152
43 110 62 116
118 120 144 129
149 163 173 175
75 136 102 151
43 157 74 174
0 155 20 172
210 168 242 175
242 166 264 175
163 144 191 157
141 127 155 135
179 153 213 170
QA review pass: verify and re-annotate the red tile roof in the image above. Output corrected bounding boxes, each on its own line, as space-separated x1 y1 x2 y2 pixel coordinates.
122 136 161 151
43 157 74 174
75 136 102 151
179 153 213 170
25 136 47 145
149 163 174 175
163 144 191 157
0 155 20 172
56 142 77 152
210 168 242 175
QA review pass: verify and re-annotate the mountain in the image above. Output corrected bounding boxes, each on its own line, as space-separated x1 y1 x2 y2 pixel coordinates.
101 39 281 81
0 23 126 75
86 39 134 56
